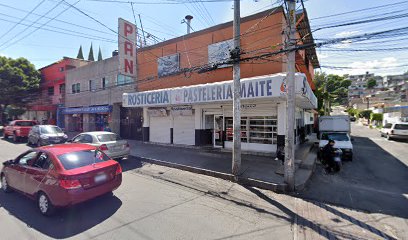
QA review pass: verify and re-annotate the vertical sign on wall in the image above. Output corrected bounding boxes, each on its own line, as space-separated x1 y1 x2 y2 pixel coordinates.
118 18 137 77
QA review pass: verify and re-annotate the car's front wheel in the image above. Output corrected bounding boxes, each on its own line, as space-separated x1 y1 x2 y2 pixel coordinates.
37 192 55 216
1 174 12 193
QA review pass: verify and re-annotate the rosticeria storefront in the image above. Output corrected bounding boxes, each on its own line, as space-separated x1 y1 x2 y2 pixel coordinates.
123 73 317 154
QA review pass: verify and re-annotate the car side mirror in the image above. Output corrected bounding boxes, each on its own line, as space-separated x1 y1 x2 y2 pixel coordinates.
2 159 14 166
67 139 73 143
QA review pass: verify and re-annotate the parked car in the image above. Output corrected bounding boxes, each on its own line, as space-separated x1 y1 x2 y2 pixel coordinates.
28 125 68 146
70 132 130 160
380 122 408 140
3 120 37 142
0 144 122 216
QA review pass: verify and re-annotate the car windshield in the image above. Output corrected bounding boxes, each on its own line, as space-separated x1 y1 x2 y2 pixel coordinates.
58 150 110 170
383 123 392 129
15 121 36 126
40 126 63 134
97 133 121 142
395 124 408 130
321 133 349 141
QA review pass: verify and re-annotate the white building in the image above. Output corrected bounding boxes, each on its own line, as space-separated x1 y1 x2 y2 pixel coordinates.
123 73 317 154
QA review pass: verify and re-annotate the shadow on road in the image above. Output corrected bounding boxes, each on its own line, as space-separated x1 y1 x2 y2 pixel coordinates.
244 186 397 240
2 137 30 145
0 191 122 239
299 135 408 219
119 156 144 172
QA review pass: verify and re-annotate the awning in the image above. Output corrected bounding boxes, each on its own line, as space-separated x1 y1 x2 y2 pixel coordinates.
123 73 317 109
61 105 112 114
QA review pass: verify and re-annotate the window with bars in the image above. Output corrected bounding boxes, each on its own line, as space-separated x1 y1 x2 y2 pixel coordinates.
225 116 277 144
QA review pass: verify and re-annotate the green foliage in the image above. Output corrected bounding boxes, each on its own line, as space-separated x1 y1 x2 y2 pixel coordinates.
88 43 94 61
6 106 26 118
77 45 84 59
359 110 372 119
370 113 383 121
347 108 359 117
313 72 352 114
367 78 377 89
0 56 40 122
97 46 103 61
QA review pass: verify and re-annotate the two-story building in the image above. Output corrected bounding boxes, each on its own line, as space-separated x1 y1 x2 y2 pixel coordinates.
122 6 319 154
24 57 89 127
63 54 138 138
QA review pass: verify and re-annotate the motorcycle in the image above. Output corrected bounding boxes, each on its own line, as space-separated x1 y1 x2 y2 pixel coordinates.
333 148 343 171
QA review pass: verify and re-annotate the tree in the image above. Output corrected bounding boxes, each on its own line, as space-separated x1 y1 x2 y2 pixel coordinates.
340 79 352 88
97 46 103 61
0 56 40 123
367 78 377 89
88 43 94 61
77 45 84 59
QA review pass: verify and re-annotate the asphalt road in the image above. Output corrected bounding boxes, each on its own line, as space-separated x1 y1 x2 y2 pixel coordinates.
0 137 293 240
300 122 408 220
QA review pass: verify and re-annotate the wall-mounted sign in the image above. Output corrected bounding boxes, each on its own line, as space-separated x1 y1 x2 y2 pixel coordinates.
118 18 137 77
123 73 317 109
147 108 167 117
241 104 256 109
208 39 234 68
61 105 112 114
158 53 180 77
171 105 193 116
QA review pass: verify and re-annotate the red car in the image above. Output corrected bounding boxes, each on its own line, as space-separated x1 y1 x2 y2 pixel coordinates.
3 120 37 142
0 143 122 216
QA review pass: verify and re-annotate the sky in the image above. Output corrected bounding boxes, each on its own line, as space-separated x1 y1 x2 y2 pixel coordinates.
0 0 407 77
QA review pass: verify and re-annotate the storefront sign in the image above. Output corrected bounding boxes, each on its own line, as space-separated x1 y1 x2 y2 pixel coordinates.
124 73 317 109
61 105 112 114
171 105 193 116
118 18 137 77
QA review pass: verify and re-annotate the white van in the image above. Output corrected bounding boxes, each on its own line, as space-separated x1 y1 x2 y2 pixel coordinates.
380 122 408 140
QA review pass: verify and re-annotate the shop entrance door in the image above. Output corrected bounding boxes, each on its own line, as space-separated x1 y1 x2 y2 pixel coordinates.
214 115 224 147
120 107 143 140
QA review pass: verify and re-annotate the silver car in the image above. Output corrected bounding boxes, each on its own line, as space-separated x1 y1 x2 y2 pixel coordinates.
70 131 130 160
28 125 68 146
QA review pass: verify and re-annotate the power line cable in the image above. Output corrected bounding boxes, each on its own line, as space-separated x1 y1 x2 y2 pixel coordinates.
0 0 84 51
0 0 47 42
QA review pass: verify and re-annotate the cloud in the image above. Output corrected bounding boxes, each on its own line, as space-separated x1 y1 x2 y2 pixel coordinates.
322 57 403 76
335 31 360 38
316 52 329 59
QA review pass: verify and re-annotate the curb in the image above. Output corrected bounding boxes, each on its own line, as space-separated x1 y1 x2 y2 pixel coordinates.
133 155 284 192
135 155 235 181
295 155 317 191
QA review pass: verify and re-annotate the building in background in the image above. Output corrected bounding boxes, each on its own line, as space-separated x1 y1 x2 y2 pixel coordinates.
24 57 89 127
63 53 139 138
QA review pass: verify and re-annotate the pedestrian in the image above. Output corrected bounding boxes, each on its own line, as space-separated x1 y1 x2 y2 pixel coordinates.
322 139 336 173
103 124 111 132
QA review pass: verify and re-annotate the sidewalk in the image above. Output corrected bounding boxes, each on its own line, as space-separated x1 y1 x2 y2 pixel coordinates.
127 136 317 192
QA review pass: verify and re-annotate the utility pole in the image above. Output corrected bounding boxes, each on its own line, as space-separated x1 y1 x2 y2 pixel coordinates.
324 77 328 115
284 0 296 191
232 0 241 176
